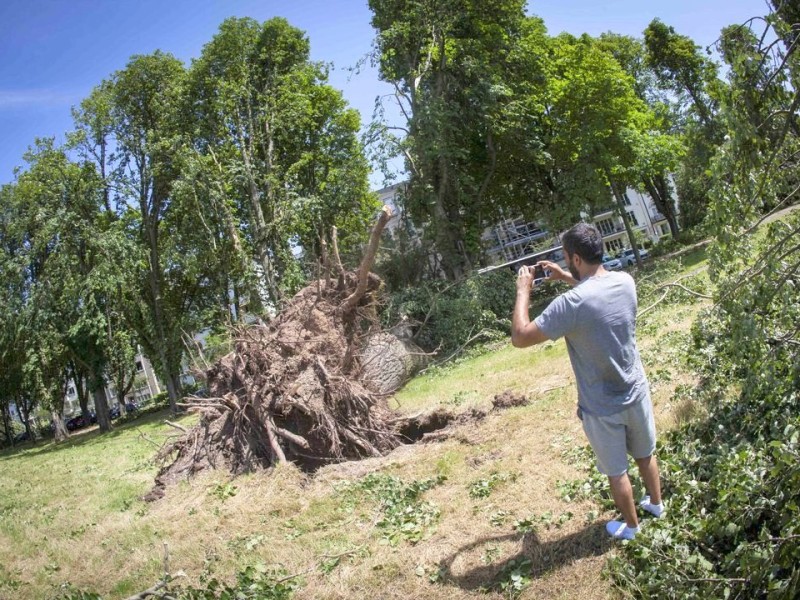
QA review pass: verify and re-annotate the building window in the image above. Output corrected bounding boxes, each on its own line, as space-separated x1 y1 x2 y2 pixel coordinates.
605 238 624 254
596 218 615 236
626 211 639 226
661 224 670 235
135 360 143 372
67 386 75 396
623 193 632 206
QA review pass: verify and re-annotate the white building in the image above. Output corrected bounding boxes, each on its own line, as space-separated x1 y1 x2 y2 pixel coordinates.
375 181 409 236
375 181 675 269
484 186 676 265
62 352 162 417
587 187 674 257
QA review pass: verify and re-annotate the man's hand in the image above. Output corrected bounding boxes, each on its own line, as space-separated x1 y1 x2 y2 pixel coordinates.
536 260 578 287
516 265 534 293
512 265 549 348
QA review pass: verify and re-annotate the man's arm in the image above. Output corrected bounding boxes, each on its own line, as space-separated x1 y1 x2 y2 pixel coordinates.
511 266 550 348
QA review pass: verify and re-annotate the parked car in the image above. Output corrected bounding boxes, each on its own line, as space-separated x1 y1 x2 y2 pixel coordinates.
619 247 650 266
109 402 139 420
601 254 623 270
13 430 31 443
66 414 88 431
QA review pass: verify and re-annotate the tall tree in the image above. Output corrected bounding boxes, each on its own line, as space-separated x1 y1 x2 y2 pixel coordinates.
369 0 550 279
0 188 33 441
543 34 648 265
596 33 683 238
0 141 112 438
74 52 222 413
644 19 724 228
188 17 376 305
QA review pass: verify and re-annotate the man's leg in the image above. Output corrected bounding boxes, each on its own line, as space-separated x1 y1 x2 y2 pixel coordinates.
608 472 639 528
635 455 661 505
580 411 640 538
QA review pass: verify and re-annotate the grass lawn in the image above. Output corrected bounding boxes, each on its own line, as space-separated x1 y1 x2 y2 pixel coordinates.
0 248 711 599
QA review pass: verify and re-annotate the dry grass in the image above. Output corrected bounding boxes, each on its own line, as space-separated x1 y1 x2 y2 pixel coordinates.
0 251 711 600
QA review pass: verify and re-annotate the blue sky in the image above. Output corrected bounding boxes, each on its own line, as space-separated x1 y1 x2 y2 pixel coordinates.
0 0 765 186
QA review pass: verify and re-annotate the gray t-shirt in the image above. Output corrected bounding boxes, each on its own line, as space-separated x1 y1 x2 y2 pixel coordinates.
533 271 648 417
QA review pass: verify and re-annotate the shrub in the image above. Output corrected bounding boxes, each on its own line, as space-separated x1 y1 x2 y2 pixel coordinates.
648 234 680 258
381 269 516 355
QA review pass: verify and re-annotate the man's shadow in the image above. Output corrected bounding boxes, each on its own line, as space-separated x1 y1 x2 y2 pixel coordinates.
436 521 612 591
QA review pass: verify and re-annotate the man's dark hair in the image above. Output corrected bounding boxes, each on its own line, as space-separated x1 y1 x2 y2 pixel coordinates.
561 223 604 264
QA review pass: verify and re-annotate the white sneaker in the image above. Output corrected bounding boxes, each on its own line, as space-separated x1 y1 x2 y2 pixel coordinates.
606 520 639 540
640 495 665 518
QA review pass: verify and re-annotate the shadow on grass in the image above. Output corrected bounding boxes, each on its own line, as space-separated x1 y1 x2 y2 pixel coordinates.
0 407 180 461
437 521 611 591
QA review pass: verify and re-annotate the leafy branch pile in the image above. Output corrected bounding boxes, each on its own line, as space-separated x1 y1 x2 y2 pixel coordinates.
57 562 299 600
606 5 800 598
340 473 447 545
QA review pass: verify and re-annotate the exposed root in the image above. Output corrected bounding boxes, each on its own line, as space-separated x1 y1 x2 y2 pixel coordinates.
146 208 403 499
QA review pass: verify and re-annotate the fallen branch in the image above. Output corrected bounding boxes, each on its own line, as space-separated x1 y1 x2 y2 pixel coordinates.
653 282 713 299
638 291 671 318
137 429 161 450
125 543 185 600
272 566 317 585
418 329 493 374
320 545 366 560
535 383 571 395
164 420 188 433
639 280 712 318
681 577 748 584
746 534 800 546
124 580 167 600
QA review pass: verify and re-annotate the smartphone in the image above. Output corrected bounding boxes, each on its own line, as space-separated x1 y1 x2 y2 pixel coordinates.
532 264 545 287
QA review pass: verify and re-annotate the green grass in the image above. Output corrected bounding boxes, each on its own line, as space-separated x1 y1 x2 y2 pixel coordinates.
393 341 570 413
0 244 712 600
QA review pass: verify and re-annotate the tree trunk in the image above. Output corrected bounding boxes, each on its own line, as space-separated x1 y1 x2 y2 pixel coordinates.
237 129 281 306
430 37 466 281
74 372 92 427
1 403 13 446
111 361 136 418
164 371 183 413
93 387 112 432
233 283 242 323
432 161 466 280
643 174 679 238
19 399 36 443
144 220 179 413
608 175 643 268
51 410 69 442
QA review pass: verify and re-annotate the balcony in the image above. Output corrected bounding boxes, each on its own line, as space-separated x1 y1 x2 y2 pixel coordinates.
590 205 616 218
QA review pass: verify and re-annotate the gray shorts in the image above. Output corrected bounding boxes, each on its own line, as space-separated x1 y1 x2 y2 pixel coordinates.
580 397 656 476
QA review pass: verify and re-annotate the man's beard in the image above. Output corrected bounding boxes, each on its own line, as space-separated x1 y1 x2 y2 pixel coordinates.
568 262 581 281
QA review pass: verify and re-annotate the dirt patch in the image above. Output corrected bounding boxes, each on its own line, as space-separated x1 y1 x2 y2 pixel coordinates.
491 389 530 409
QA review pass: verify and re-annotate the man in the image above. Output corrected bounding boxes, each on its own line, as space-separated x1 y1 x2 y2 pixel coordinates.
511 223 664 540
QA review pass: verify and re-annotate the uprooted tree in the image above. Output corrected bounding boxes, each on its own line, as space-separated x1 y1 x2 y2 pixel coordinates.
147 207 427 500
